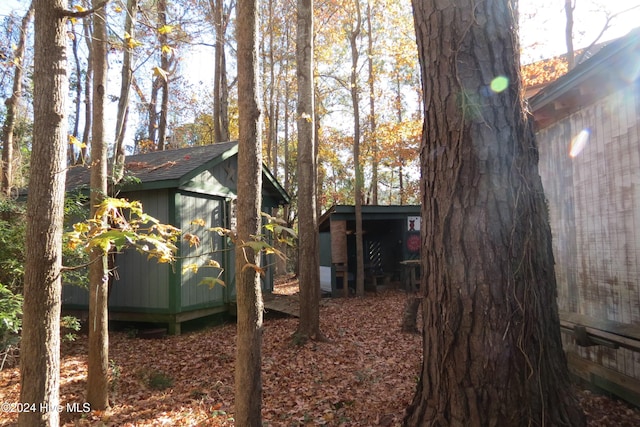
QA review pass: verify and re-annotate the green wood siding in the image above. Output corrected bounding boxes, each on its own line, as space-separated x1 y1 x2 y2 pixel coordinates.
182 157 238 197
109 190 171 310
178 192 226 309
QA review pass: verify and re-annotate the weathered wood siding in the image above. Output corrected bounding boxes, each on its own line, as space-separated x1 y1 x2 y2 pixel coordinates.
538 81 640 384
178 192 226 309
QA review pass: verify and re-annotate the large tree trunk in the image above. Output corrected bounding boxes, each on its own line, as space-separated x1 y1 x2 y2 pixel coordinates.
234 0 263 424
565 0 575 71
18 0 68 425
349 0 364 297
1 3 33 196
295 0 322 342
86 0 110 410
404 1 585 426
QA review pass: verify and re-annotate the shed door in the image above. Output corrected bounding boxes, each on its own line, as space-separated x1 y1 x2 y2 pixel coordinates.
180 193 226 308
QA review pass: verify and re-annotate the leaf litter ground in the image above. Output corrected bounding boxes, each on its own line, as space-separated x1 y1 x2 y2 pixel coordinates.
1 276 639 426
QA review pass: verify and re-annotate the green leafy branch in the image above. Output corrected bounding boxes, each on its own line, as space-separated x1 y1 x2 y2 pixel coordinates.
65 197 181 263
188 212 297 284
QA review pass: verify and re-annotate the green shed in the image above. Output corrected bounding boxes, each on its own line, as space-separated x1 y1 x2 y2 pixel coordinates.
318 205 422 296
63 141 289 334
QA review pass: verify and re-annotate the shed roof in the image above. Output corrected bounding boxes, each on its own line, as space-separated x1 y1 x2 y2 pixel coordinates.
529 27 640 129
318 204 421 232
66 142 289 204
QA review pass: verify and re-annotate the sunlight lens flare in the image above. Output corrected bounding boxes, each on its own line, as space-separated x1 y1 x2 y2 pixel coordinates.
490 76 509 93
569 129 590 158
620 56 640 83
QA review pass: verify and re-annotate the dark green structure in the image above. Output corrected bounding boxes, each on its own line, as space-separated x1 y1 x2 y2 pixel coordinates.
318 204 421 295
63 142 289 334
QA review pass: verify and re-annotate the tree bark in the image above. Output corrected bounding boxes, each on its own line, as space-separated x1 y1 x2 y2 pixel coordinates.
295 0 323 342
18 0 67 425
156 0 169 150
349 0 365 297
405 1 585 426
366 1 378 205
113 0 138 182
234 0 263 424
565 0 575 71
81 15 93 164
1 3 33 196
69 9 83 165
210 0 230 143
86 0 110 410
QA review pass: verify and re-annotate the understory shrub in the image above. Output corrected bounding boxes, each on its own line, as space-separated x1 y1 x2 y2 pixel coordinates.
0 282 22 370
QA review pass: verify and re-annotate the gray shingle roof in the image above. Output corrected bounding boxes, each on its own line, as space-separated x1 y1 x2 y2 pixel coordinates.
66 141 238 190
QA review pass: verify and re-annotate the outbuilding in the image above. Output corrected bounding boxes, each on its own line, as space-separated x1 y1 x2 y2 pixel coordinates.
63 141 289 334
531 28 640 405
318 204 422 296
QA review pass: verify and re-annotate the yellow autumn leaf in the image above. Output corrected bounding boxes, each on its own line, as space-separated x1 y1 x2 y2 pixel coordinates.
113 6 123 12
125 33 143 49
153 66 168 81
157 25 173 35
183 233 201 247
73 4 86 12
207 259 221 268
191 218 206 227
68 135 86 148
161 45 173 55
182 263 199 274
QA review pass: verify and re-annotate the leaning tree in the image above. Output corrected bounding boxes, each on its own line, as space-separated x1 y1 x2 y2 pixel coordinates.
404 0 585 425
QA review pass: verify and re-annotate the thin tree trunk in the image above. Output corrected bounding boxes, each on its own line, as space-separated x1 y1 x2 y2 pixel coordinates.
349 0 364 297
366 1 378 205
18 0 67 425
81 15 93 163
265 0 276 169
156 0 169 150
234 0 263 423
295 0 323 342
148 77 159 147
211 0 230 143
69 0 82 165
1 3 33 196
565 0 575 70
113 0 138 182
86 0 110 410
404 1 585 425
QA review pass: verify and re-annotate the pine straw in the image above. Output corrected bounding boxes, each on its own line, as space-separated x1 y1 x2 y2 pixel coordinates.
1 279 638 426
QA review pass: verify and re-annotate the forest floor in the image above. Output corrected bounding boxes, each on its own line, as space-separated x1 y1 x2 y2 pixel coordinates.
1 275 640 426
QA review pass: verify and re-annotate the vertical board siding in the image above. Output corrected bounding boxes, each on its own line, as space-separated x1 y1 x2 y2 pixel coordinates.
109 190 171 309
538 82 640 381
179 192 225 308
62 190 171 310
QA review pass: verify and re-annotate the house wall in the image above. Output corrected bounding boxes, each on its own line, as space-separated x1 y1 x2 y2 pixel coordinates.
537 80 640 401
